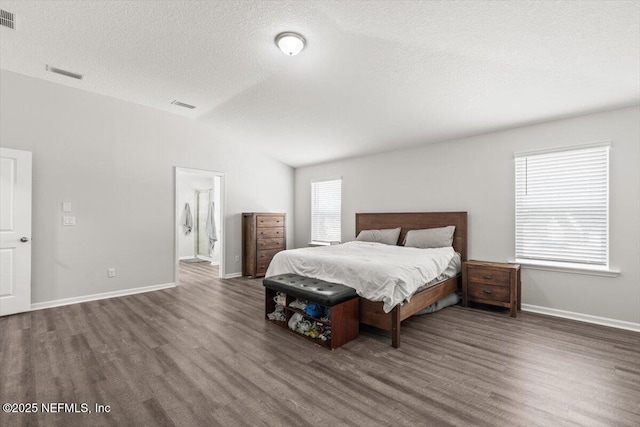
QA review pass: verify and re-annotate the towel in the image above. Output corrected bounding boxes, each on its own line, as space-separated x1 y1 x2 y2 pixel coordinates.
183 203 193 236
205 200 218 251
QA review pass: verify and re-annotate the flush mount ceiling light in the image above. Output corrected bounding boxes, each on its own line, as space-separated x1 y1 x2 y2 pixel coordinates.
275 32 306 56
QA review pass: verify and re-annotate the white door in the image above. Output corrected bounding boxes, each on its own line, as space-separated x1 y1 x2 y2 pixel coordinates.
0 148 32 316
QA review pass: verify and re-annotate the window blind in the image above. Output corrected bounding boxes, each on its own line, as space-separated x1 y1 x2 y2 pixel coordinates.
311 179 342 242
515 145 609 266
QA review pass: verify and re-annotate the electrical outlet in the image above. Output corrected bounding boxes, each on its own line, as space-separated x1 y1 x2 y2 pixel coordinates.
107 268 116 278
235 255 240 262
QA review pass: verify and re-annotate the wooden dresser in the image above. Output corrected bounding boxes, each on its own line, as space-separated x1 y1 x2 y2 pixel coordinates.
242 213 286 278
461 260 521 317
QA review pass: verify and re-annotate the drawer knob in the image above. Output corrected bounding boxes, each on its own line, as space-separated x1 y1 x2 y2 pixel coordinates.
483 289 492 294
484 275 492 279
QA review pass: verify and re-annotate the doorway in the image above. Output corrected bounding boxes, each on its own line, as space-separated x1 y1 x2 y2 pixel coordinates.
175 167 225 284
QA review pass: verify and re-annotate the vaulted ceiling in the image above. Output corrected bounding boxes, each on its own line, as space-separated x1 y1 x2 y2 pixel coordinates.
1 1 638 167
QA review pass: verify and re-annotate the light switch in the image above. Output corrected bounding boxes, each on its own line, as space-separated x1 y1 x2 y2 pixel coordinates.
62 216 76 226
62 202 72 212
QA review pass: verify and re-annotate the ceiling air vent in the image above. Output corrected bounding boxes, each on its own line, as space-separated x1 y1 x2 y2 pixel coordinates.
171 100 196 110
46 65 84 80
0 9 15 29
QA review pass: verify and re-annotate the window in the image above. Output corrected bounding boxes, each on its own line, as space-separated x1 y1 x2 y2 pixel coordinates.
311 178 342 243
515 144 609 268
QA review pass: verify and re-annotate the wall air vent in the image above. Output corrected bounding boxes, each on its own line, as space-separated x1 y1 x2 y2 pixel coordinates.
0 9 15 29
171 100 196 110
46 65 84 80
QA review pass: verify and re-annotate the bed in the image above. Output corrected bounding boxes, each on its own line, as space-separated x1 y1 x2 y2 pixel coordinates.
267 212 467 348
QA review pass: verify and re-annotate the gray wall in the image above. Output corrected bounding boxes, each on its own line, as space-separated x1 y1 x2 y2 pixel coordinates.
0 70 294 304
295 106 640 324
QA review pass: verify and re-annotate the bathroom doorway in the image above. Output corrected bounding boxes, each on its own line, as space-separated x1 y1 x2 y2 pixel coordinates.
175 167 225 283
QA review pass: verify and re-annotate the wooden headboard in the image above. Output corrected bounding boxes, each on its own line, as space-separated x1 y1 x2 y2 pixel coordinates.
355 212 468 261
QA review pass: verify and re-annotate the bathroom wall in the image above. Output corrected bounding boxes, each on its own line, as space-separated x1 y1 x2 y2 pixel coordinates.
211 176 222 265
177 171 215 259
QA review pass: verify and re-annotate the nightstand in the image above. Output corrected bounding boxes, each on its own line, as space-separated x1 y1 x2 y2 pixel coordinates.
462 260 521 317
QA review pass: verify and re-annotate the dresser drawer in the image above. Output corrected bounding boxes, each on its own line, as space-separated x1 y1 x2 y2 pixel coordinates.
256 248 283 276
256 260 271 277
467 282 510 303
257 238 285 250
257 227 284 238
467 266 510 286
256 215 285 228
257 248 282 262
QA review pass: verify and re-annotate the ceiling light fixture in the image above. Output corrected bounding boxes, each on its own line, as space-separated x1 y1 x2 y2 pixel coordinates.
275 32 306 56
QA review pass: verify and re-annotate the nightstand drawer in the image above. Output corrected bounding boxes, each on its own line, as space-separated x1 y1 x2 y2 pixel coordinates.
467 282 510 302
462 260 521 317
467 266 510 286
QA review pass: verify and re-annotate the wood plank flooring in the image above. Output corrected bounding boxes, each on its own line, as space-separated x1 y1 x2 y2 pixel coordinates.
1 261 639 426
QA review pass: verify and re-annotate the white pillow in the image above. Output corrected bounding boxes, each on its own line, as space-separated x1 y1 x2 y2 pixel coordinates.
356 227 401 245
403 226 455 248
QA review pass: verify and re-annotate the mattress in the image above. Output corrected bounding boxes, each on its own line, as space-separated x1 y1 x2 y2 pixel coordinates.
414 251 461 294
266 241 458 313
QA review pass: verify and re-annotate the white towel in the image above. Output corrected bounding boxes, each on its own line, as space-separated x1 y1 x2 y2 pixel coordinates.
183 203 193 236
205 201 218 251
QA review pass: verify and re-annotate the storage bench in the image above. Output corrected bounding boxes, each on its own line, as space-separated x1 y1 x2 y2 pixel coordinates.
263 274 359 349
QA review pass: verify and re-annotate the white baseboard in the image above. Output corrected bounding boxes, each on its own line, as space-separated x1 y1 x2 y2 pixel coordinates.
179 256 193 260
224 272 243 279
31 282 176 311
522 304 640 333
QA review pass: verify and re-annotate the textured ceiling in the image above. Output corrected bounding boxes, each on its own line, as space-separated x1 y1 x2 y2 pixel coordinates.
1 0 638 167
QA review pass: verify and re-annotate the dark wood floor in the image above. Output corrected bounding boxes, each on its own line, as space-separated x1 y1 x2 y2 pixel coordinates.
1 261 639 426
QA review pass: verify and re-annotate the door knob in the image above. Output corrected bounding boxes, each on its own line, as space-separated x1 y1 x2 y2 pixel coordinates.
20 237 29 242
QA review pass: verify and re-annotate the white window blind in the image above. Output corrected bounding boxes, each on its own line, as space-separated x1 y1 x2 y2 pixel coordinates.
515 144 609 267
311 179 342 243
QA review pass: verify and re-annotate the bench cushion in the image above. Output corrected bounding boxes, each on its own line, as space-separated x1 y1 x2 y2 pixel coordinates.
263 274 358 306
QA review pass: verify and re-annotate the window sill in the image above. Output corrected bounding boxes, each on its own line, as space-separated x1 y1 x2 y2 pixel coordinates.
308 241 341 247
513 259 620 277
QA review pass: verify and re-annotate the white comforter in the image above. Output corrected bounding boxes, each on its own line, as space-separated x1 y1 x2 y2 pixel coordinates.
266 241 456 313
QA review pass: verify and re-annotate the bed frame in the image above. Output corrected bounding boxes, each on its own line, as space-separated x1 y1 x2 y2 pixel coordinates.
356 212 468 348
